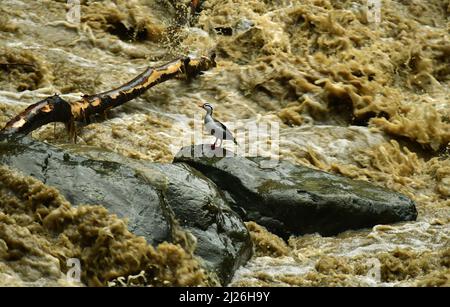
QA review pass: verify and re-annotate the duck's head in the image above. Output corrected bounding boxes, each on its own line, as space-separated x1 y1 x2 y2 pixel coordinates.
199 102 214 114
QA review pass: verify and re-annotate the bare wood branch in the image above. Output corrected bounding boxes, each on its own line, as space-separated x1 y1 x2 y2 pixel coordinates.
0 54 216 140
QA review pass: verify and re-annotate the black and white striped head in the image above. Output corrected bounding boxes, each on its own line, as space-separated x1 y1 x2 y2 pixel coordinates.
201 103 214 114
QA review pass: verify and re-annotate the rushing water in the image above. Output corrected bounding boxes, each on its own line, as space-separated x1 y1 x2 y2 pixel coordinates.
0 0 449 286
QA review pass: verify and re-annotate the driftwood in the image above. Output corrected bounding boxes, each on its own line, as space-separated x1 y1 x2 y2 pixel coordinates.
0 54 216 141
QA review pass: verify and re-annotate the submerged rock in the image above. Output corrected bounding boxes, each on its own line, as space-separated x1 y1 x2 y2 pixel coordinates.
0 138 252 285
174 145 418 238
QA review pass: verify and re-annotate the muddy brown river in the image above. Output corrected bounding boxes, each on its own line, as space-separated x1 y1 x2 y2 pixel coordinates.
0 0 449 286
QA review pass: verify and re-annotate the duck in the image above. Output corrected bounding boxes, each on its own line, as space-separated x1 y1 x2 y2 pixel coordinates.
200 103 237 149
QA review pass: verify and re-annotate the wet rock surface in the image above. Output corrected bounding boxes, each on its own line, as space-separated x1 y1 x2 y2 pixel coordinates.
174 145 418 238
148 162 252 283
0 137 252 284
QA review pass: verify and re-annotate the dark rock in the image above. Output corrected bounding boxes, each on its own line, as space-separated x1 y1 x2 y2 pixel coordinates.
0 138 252 285
148 163 252 283
174 145 418 238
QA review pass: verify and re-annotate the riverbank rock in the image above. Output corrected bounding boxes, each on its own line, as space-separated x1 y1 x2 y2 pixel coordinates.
0 137 252 285
174 145 418 238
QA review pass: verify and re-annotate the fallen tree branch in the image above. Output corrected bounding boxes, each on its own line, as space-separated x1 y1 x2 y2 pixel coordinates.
0 54 216 141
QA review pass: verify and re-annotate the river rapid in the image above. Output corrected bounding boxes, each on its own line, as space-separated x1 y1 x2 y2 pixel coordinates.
0 0 449 286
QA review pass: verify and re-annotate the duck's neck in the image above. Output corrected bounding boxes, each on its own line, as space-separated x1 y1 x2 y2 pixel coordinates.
204 108 213 123
205 113 213 123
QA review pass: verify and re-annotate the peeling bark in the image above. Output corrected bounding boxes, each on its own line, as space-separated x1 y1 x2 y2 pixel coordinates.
0 54 216 141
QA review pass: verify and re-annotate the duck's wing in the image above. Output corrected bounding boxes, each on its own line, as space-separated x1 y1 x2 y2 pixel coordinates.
215 119 237 143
